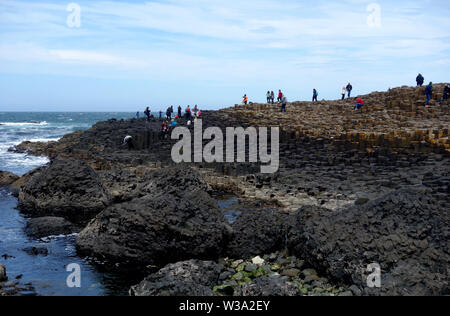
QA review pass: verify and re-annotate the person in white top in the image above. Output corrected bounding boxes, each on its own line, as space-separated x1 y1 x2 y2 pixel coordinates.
341 87 346 100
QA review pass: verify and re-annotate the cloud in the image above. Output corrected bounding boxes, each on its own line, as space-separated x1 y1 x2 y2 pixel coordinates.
0 0 449 109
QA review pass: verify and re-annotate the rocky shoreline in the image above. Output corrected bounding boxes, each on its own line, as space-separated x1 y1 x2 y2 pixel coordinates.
1 85 449 296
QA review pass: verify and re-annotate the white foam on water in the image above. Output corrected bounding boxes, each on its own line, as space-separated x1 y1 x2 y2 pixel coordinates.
27 137 61 143
0 121 48 127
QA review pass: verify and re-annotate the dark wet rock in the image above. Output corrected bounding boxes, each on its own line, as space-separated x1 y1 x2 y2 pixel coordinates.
226 208 285 259
22 247 48 256
76 165 232 269
25 217 78 238
137 164 213 197
237 276 300 296
97 170 139 203
0 171 19 187
130 260 223 296
18 159 110 223
0 264 7 282
288 188 450 296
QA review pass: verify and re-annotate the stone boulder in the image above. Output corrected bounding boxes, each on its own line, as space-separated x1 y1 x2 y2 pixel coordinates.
76 165 232 269
226 208 286 259
18 159 110 223
25 217 78 238
97 170 140 203
0 171 19 187
287 188 450 296
130 260 223 296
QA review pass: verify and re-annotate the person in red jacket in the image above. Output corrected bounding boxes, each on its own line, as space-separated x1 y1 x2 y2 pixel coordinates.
355 97 364 110
277 90 283 102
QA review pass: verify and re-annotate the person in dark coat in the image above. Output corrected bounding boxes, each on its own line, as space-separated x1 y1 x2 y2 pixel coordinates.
346 83 353 98
144 107 151 121
425 82 433 106
416 74 424 87
312 89 318 102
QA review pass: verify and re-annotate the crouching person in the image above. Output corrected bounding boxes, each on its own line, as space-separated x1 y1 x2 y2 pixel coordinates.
123 135 134 150
354 97 364 111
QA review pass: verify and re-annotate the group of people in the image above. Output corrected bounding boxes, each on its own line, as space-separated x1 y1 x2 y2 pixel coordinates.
416 74 448 106
342 83 353 100
264 90 286 104
139 105 203 121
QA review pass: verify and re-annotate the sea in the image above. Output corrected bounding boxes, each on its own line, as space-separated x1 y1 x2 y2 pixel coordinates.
0 111 240 296
0 112 139 296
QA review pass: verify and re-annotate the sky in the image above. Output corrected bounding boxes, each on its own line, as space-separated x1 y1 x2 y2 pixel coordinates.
0 0 449 111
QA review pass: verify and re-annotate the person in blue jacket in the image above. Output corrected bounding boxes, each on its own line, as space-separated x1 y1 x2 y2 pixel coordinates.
312 89 318 102
425 82 433 106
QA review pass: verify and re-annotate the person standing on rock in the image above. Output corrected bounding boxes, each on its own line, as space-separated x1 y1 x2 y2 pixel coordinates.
416 74 424 87
243 95 248 105
277 90 283 102
443 84 449 101
341 87 347 100
193 105 199 117
346 83 353 98
185 105 191 120
354 97 364 110
136 111 140 119
266 91 271 103
312 89 318 102
281 95 287 113
178 106 182 118
271 91 275 104
144 107 151 122
425 82 433 106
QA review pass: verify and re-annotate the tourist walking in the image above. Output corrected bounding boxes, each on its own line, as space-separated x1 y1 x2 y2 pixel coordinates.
416 74 424 87
243 94 248 105
341 87 346 100
271 91 275 104
266 91 271 103
281 95 287 113
425 82 433 106
136 111 140 119
144 107 151 122
346 83 353 98
312 89 318 102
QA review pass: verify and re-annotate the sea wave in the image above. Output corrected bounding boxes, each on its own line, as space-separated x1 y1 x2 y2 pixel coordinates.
27 137 61 143
0 121 48 126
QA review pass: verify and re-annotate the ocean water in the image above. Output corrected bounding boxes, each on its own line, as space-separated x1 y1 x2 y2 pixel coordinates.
0 112 138 175
0 112 238 296
0 112 139 296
